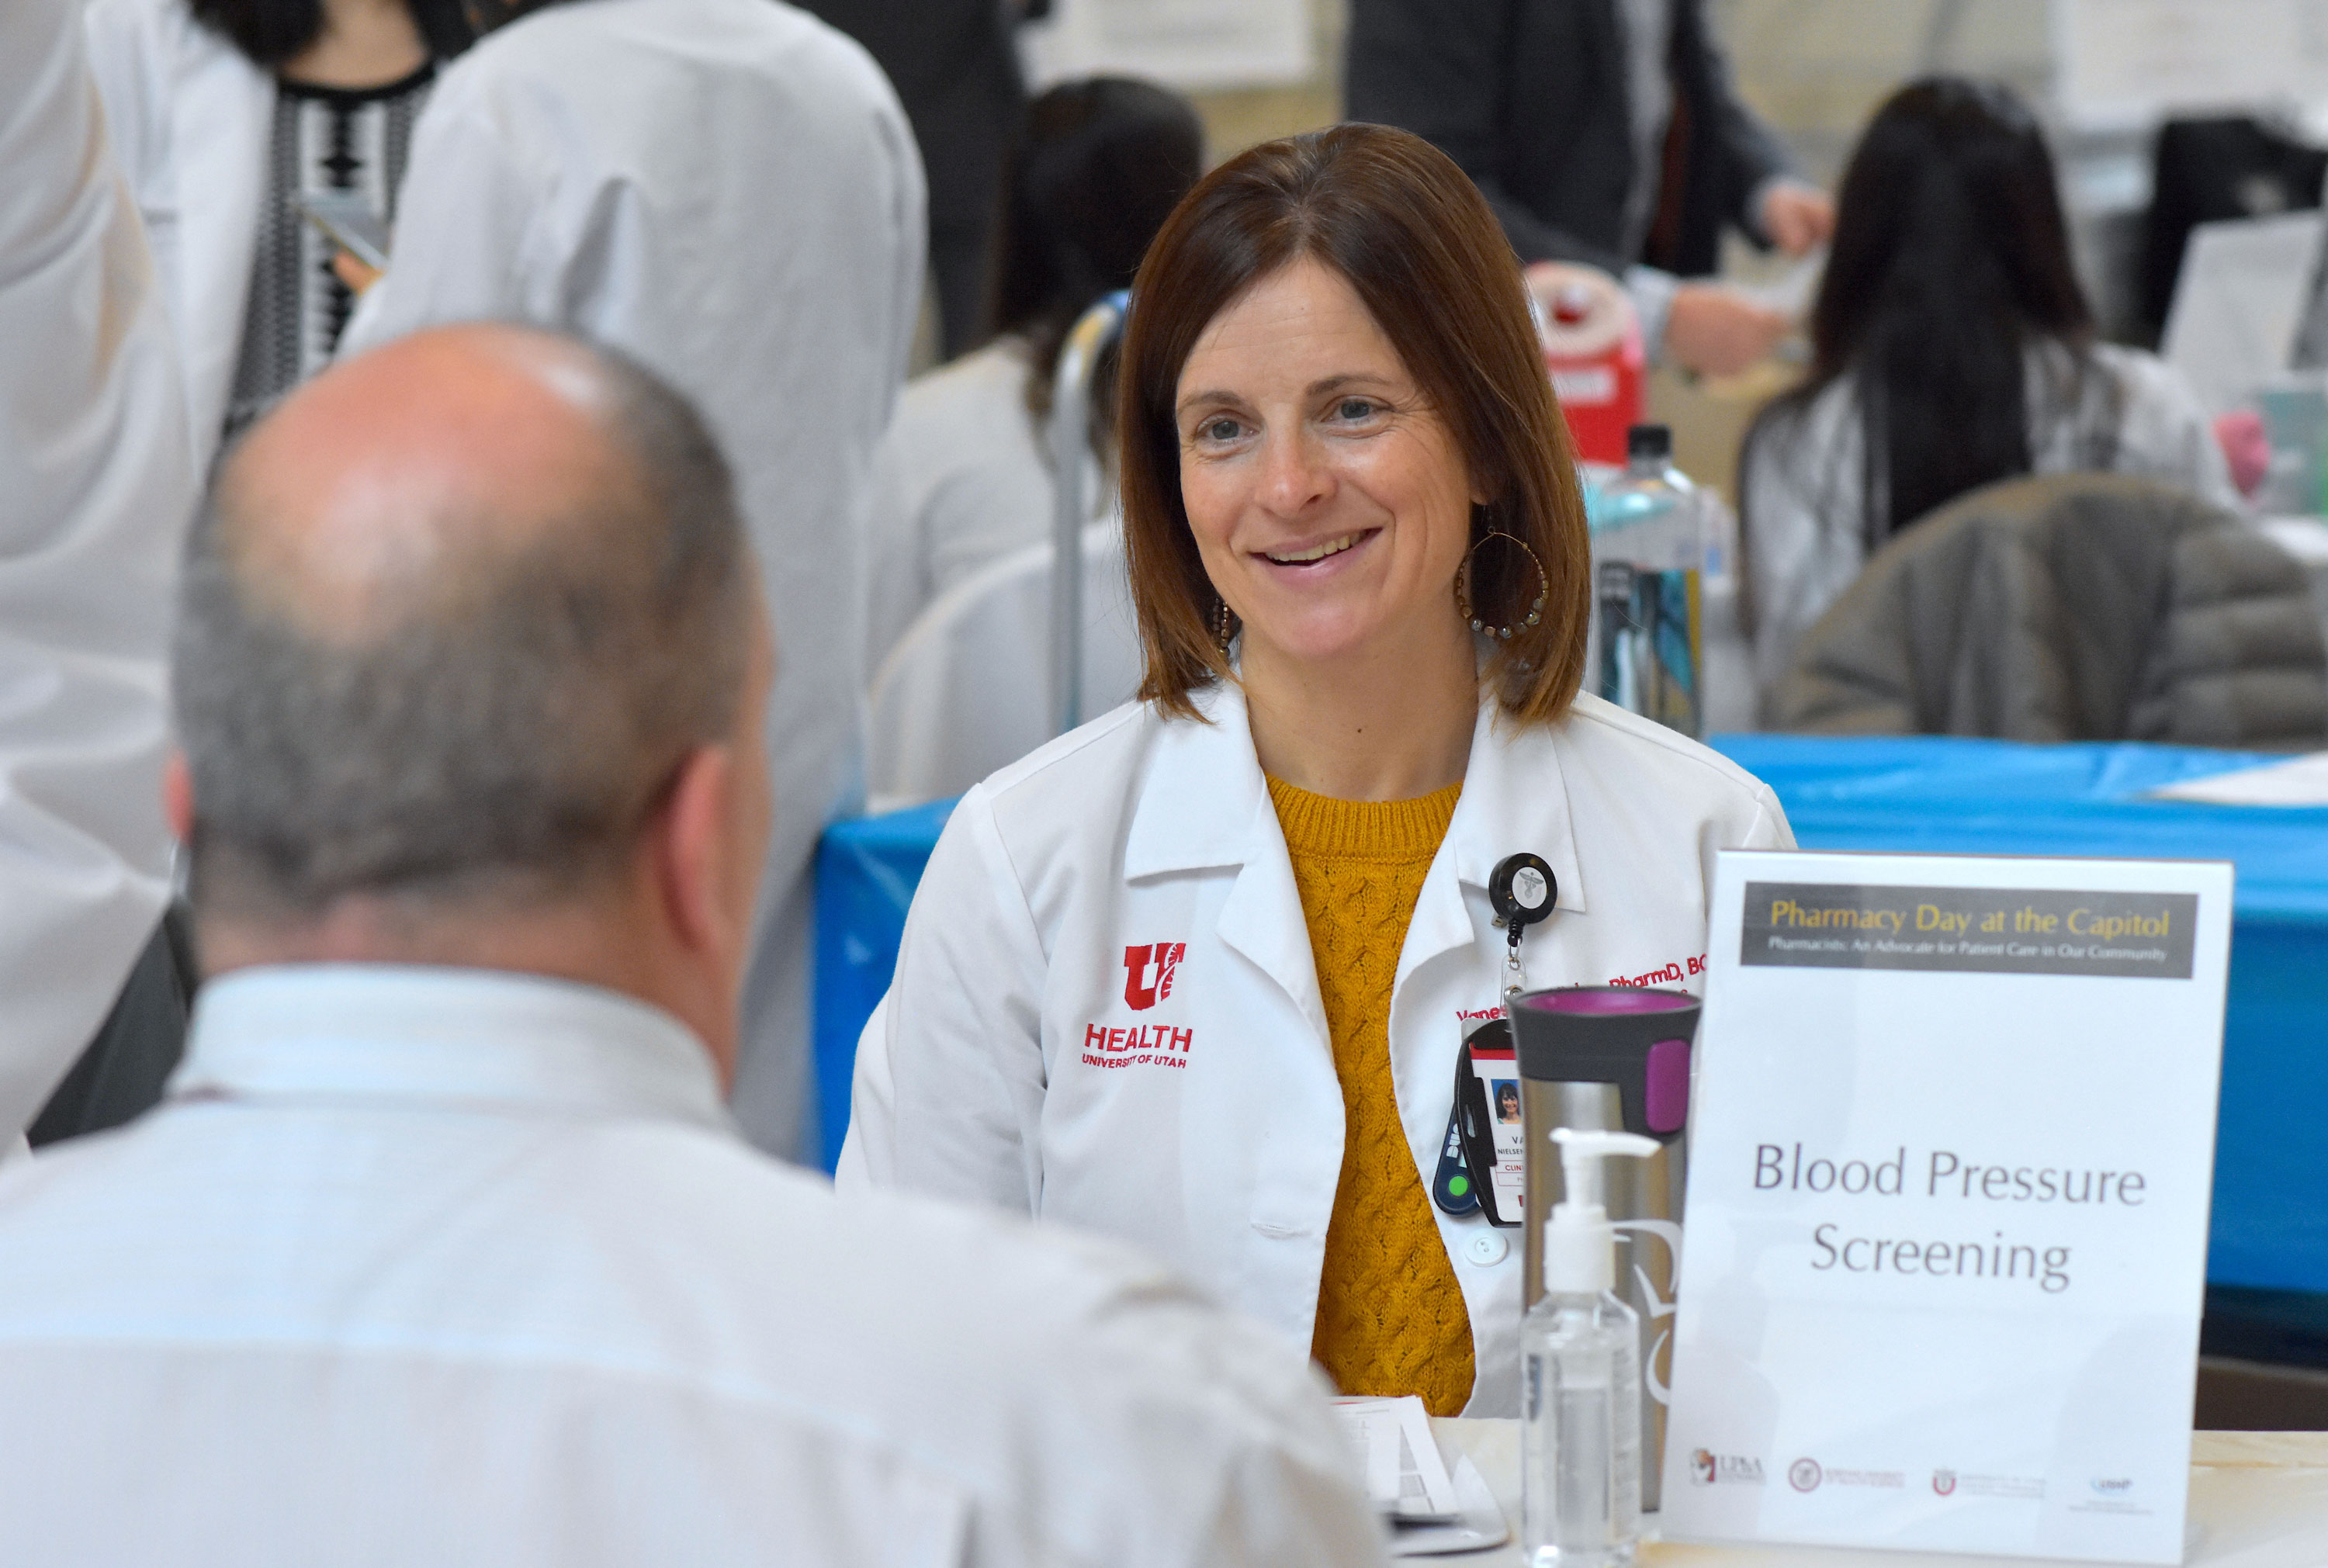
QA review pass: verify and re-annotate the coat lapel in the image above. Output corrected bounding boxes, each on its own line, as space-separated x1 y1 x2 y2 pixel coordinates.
1123 683 1328 1043
1398 700 1589 995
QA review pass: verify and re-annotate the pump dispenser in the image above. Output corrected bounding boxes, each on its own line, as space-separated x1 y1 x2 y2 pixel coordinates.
1523 1128 1659 1567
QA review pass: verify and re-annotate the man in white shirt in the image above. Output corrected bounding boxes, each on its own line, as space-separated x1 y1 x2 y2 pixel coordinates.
338 0 927 1163
0 0 194 1144
0 324 1384 1568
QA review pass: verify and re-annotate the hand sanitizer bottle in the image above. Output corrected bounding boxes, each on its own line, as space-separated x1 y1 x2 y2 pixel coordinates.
1523 1127 1660 1567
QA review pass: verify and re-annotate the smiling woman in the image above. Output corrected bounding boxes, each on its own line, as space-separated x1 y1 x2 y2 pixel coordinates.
1121 126 1590 770
840 123 1795 1421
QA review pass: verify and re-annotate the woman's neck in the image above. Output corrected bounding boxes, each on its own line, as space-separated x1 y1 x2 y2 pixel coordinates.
280 0 428 88
1242 618 1478 803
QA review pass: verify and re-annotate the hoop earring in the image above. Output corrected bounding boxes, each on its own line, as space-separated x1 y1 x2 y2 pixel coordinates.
1453 532 1548 642
1214 598 1237 652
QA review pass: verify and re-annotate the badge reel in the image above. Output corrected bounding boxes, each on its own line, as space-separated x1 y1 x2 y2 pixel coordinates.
1432 853 1558 1220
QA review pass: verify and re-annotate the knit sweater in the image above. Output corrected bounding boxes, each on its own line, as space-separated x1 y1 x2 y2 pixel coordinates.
1268 775 1474 1416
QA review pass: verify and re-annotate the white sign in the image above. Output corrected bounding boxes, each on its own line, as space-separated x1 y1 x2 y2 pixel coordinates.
1662 850 2232 1565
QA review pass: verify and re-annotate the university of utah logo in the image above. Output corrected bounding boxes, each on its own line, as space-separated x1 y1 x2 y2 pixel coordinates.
1122 942 1185 1010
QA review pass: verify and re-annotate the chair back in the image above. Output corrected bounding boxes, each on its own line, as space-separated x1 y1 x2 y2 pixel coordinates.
1770 473 2328 747
865 521 1145 812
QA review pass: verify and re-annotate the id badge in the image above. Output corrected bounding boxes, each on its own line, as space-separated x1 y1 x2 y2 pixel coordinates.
1453 1019 1528 1227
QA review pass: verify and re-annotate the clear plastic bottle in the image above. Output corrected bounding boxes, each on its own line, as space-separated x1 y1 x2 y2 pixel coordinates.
1588 424 1705 738
1522 1129 1657 1568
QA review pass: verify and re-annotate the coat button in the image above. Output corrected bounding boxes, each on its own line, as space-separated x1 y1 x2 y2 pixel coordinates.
1464 1230 1509 1266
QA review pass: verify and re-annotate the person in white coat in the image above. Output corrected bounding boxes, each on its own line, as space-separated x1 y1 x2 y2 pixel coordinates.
0 0 196 1140
84 0 473 474
862 76 1202 680
338 0 926 1162
0 322 1384 1568
841 125 1793 1417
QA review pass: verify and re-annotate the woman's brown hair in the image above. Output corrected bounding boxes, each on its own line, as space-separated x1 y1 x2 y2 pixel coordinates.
1116 123 1590 724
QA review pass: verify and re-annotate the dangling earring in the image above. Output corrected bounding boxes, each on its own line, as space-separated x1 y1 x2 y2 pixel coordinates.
1453 532 1549 642
1214 598 1237 652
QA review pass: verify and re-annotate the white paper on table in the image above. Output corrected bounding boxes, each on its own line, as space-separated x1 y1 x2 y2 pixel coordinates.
1662 850 2232 1565
1331 1397 1461 1524
1736 251 1824 323
2148 751 2328 805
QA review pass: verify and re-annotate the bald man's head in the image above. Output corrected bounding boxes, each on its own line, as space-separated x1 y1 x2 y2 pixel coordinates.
176 325 755 922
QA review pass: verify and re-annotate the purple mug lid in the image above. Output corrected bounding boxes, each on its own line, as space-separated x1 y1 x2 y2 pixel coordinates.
1515 985 1697 1016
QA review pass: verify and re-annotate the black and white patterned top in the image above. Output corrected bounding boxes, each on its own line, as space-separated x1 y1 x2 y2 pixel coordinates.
223 64 435 442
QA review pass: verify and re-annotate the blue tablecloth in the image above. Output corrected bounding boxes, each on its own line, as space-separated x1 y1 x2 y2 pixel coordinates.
813 735 2328 1292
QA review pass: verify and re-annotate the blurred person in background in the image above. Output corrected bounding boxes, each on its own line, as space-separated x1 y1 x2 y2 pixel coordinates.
0 323 1387 1568
864 76 1204 678
1741 78 2236 697
84 0 472 472
337 0 923 1163
0 0 196 1146
799 0 1041 359
1346 0 1833 379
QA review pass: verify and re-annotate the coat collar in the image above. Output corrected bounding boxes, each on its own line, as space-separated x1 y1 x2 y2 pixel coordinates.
1117 678 1589 916
169 964 734 1134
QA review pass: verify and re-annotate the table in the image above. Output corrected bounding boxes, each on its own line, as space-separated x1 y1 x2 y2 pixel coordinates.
1432 1420 2328 1566
811 736 2328 1294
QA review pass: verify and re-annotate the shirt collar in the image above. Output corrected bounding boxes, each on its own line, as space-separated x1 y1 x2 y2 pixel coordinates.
168 964 734 1134
1118 678 1589 914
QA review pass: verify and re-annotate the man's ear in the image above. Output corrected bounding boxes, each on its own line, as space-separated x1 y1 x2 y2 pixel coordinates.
162 752 194 844
653 744 742 957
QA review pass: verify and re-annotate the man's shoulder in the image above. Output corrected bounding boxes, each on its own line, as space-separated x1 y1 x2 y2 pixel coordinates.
0 1118 1374 1565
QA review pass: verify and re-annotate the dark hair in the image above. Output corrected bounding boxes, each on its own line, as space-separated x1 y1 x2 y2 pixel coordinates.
1751 77 2103 549
189 0 472 67
175 335 753 919
1117 123 1590 724
989 77 1204 431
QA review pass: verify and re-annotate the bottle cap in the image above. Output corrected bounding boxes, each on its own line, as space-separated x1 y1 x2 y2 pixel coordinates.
1626 424 1672 462
1543 1127 1661 1293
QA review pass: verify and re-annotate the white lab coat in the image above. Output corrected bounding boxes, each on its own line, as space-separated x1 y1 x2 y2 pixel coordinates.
840 682 1794 1414
0 0 192 1136
338 0 926 1161
81 0 275 477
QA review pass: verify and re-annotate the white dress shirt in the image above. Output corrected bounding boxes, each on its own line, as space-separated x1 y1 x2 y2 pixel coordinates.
0 964 1385 1568
0 0 191 1139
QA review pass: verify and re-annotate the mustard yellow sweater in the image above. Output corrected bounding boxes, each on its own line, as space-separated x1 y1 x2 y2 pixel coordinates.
1268 775 1474 1416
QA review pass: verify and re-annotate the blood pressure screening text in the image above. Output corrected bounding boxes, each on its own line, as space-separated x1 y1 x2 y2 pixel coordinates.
1751 1144 2151 1294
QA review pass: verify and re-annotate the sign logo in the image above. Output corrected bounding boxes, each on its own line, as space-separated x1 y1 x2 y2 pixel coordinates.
1788 1458 1824 1494
1932 1469 1957 1497
1122 942 1185 1011
2091 1477 2132 1495
1690 1449 1765 1487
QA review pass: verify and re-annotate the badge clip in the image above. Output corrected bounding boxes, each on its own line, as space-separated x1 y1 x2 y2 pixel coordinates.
1488 852 1557 999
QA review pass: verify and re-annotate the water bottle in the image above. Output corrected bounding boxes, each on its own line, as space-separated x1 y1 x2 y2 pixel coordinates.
1588 425 1704 738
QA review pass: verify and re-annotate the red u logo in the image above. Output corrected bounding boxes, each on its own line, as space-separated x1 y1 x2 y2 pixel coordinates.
1122 942 1185 1010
